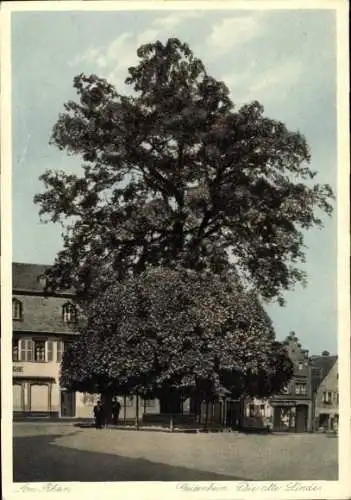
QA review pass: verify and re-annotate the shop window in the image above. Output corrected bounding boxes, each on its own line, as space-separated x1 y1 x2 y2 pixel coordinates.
12 298 23 320
62 303 77 323
295 383 307 395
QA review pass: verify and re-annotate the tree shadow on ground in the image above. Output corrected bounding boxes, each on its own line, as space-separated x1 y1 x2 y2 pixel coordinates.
13 434 249 482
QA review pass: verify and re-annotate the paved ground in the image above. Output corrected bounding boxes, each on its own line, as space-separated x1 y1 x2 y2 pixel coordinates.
13 423 338 482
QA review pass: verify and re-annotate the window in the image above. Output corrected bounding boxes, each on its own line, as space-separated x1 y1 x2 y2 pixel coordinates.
260 404 265 417
336 393 339 405
295 383 307 395
298 362 304 370
62 303 77 323
12 298 23 320
322 391 332 404
249 404 255 417
12 339 19 361
143 399 155 408
34 340 46 362
56 340 72 362
19 339 33 362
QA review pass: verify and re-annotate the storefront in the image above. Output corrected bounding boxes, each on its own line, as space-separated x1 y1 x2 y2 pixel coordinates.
271 400 312 432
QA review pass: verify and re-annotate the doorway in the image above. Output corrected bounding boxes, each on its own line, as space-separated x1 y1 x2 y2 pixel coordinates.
60 390 76 417
295 405 308 432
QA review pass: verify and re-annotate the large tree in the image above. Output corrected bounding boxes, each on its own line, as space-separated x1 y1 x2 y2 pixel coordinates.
34 38 333 306
60 268 294 415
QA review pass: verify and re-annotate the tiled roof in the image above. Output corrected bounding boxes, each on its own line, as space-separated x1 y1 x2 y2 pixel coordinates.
13 293 81 335
310 355 338 392
12 262 74 295
13 262 50 292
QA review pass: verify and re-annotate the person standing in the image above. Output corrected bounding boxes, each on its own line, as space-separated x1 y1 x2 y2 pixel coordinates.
93 400 104 429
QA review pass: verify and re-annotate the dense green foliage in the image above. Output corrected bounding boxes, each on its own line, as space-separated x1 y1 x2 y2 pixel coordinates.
35 38 333 305
60 268 293 399
37 38 332 403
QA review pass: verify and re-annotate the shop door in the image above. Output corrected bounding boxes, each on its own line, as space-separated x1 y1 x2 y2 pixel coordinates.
31 384 49 412
295 405 308 432
61 391 76 417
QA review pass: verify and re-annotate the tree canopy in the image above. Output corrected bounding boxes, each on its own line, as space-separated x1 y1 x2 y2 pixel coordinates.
60 268 293 400
38 37 333 406
34 38 334 306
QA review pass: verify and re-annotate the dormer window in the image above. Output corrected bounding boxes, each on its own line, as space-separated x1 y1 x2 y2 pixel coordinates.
38 275 48 289
62 302 77 323
12 298 23 321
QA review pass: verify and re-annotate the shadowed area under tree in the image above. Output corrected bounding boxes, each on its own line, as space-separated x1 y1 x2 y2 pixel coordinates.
13 433 245 482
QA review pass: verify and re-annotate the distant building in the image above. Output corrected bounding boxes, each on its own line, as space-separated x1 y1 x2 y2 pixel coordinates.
311 353 338 431
269 332 313 432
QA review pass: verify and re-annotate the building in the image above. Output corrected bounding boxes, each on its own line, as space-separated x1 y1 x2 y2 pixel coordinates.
269 332 313 432
12 262 161 421
311 353 338 431
12 263 95 418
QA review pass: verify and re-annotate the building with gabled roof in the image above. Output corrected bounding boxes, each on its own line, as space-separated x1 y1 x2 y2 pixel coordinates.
311 353 338 431
269 331 313 432
12 262 96 418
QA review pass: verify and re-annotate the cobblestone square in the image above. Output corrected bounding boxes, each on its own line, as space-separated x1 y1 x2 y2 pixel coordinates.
13 423 338 482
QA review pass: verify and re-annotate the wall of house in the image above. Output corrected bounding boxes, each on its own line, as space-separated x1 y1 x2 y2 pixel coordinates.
314 360 338 430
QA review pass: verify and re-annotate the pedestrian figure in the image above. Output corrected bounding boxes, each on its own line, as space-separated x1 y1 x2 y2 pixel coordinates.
93 400 105 429
112 398 121 425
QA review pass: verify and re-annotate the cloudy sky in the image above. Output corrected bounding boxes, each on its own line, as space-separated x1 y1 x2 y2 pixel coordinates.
11 8 337 354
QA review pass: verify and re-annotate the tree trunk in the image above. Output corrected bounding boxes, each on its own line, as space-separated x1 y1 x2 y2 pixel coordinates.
238 396 245 429
102 390 113 427
204 401 209 431
123 394 127 424
170 415 174 433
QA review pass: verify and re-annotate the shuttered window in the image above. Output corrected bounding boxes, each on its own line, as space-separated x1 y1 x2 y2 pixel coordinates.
47 340 54 362
19 339 33 361
57 341 63 362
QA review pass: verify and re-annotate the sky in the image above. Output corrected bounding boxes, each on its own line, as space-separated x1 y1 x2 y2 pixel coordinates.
11 8 338 355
